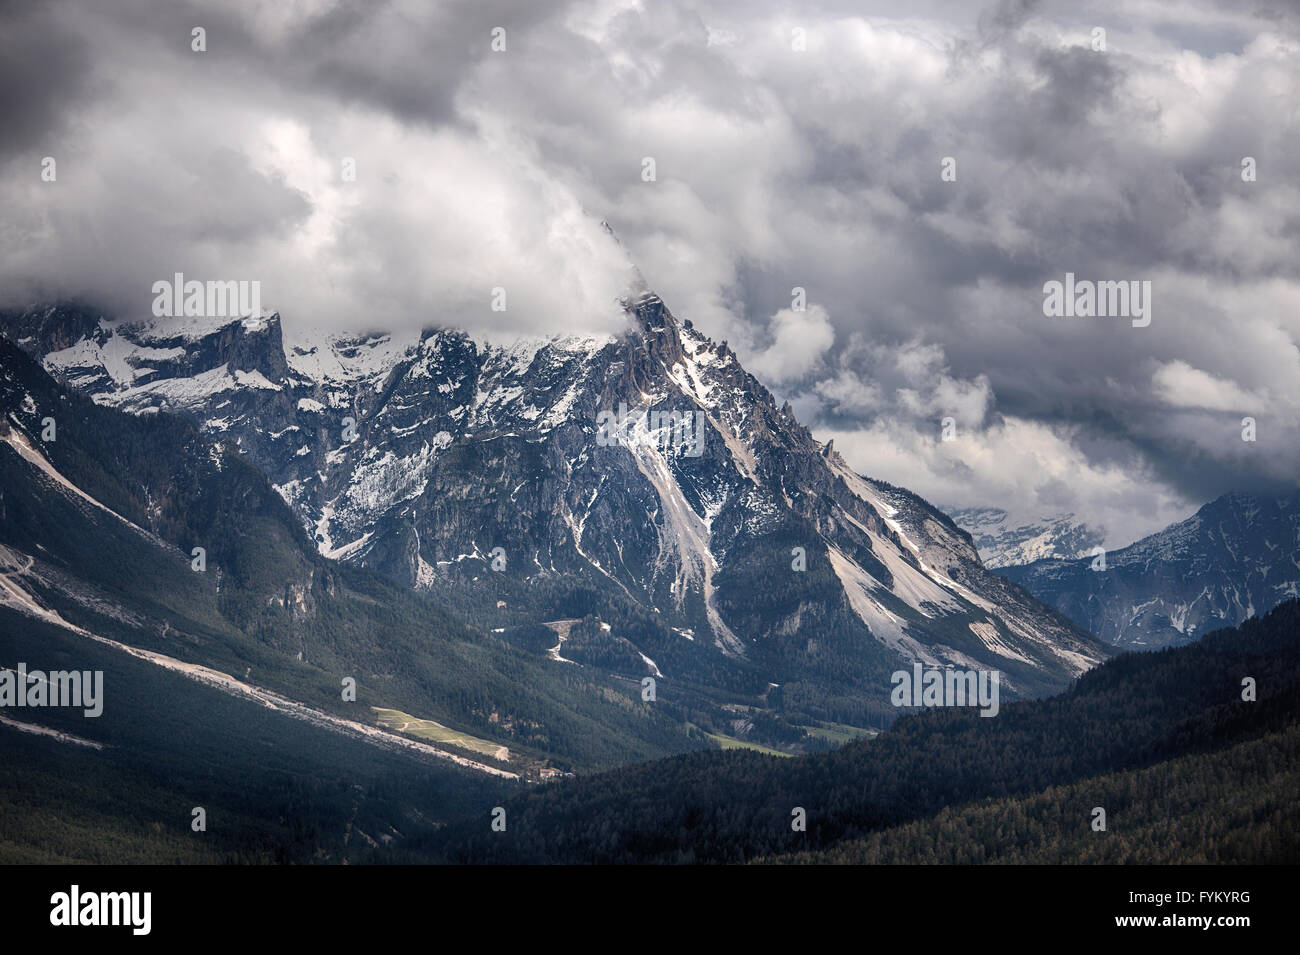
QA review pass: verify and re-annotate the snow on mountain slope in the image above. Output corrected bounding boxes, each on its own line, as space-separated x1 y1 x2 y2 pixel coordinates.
3 295 1109 710
948 506 1105 569
1001 492 1300 648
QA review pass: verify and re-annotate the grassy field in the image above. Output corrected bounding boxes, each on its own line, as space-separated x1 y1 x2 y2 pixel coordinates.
372 707 511 761
704 731 793 757
797 720 879 745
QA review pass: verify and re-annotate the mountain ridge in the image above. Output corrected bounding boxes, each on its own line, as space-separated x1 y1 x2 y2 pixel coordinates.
948 506 1105 569
3 296 1109 728
1001 490 1300 649
0 334 713 772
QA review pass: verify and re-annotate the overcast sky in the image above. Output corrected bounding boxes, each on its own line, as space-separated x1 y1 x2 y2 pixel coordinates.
2 0 1298 546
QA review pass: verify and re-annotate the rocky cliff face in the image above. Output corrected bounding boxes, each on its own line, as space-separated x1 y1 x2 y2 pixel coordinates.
1001 492 1300 649
4 296 1109 718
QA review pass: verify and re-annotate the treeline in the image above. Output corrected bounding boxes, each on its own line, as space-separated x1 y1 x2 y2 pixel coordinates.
773 722 1300 864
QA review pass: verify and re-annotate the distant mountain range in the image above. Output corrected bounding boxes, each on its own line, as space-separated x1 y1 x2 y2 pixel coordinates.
1000 491 1300 649
948 506 1104 569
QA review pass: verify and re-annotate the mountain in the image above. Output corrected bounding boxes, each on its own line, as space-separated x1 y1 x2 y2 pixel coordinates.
424 599 1300 865
4 310 1293 865
3 297 1108 736
948 506 1105 569
1000 492 1300 649
0 335 712 775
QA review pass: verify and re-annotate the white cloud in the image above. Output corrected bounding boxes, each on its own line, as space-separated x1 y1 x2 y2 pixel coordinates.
1152 360 1260 412
824 414 1194 549
746 305 835 383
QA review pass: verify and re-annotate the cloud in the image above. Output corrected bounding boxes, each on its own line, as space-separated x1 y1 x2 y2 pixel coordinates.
0 2 95 160
0 0 636 340
1152 360 1262 412
1 0 1298 535
746 304 835 383
822 413 1195 548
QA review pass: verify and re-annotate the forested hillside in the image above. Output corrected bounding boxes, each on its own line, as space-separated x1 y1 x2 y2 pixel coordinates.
425 600 1300 864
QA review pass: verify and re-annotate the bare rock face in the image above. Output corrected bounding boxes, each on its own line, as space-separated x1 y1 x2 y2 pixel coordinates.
4 294 1110 720
1001 492 1300 649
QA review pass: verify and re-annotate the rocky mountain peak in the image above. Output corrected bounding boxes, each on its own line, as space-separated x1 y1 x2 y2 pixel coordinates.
3 294 1110 720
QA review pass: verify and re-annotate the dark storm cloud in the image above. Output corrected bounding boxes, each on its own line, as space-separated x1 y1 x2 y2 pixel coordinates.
10 0 577 136
0 0 1296 543
0 1 95 159
274 0 573 128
